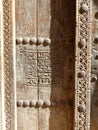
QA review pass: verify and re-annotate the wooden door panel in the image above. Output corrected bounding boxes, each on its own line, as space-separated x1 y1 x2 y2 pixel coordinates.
15 0 75 130
0 0 77 129
37 1 52 129
15 0 37 37
38 0 65 130
37 1 75 130
16 0 38 130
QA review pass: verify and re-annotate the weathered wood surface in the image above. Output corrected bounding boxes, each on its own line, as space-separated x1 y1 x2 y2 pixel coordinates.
16 0 75 130
16 0 38 130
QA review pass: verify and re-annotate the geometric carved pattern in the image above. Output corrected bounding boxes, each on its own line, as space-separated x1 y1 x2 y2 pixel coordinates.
75 0 91 130
2 0 15 130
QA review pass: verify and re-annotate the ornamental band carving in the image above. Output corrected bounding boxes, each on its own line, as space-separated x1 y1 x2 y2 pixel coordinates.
75 0 91 130
1 0 16 130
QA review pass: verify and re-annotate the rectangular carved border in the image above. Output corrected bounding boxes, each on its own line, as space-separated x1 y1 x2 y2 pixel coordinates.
75 0 91 130
1 0 16 130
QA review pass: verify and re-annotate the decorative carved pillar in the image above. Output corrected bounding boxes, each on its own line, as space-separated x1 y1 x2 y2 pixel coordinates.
1 0 16 130
75 0 92 130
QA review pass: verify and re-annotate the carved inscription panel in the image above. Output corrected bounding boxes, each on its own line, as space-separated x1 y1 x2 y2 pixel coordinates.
16 0 75 130
17 45 37 88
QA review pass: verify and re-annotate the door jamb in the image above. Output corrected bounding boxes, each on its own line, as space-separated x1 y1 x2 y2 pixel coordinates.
75 0 92 130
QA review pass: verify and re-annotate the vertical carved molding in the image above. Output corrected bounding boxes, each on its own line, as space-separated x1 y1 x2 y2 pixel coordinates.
75 0 92 130
1 0 16 130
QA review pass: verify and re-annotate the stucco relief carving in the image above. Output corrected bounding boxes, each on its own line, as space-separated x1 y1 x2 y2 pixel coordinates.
1 0 16 130
75 0 91 130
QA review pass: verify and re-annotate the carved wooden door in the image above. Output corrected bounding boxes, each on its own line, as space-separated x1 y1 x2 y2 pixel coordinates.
15 0 75 130
0 0 93 130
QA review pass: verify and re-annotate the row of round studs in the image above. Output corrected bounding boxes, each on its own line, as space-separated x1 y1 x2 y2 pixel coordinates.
78 3 88 75
77 3 89 113
16 37 51 46
17 100 71 108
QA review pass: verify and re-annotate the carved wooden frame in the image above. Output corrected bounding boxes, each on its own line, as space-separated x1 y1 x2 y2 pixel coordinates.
75 0 92 130
1 0 16 130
